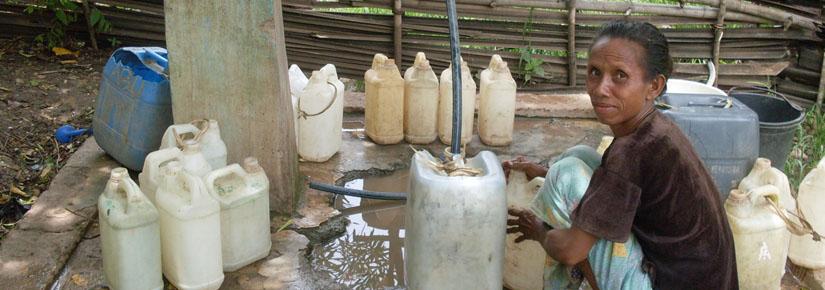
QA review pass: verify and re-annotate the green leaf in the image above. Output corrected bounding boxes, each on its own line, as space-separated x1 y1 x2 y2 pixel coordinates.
24 6 35 14
524 74 532 82
534 66 545 77
55 9 68 25
90 9 102 25
64 1 79 10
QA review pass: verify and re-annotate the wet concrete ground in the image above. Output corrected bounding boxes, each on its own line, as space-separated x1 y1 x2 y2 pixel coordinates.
1 113 614 289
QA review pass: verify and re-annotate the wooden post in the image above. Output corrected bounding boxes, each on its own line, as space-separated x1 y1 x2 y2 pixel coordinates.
393 0 403 65
712 0 726 86
818 50 824 106
81 0 98 50
165 0 300 214
567 0 577 87
819 5 824 106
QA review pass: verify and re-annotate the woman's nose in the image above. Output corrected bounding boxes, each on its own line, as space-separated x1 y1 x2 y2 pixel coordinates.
592 77 612 98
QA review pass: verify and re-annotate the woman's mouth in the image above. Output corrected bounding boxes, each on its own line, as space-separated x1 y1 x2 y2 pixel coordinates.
592 102 617 115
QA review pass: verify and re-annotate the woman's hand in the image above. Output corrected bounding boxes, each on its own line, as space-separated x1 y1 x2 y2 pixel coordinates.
507 208 553 243
502 156 548 181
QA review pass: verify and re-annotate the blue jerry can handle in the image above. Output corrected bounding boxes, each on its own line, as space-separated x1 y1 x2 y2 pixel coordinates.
139 48 168 76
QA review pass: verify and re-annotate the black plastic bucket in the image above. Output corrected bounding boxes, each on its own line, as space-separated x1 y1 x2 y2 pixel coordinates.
729 87 805 169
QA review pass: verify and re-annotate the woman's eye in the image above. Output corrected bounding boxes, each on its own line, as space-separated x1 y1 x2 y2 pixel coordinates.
617 71 628 79
589 69 600 77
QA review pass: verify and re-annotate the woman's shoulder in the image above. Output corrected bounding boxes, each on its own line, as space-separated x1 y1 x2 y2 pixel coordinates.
604 111 688 168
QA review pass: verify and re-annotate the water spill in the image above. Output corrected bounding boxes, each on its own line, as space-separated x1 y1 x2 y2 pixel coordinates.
311 170 408 290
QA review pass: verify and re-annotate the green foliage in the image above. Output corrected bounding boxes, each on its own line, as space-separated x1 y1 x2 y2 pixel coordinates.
786 105 825 191
108 37 121 47
23 0 113 48
517 8 545 85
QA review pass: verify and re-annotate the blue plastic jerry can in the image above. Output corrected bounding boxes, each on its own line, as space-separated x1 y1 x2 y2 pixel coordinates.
93 47 172 170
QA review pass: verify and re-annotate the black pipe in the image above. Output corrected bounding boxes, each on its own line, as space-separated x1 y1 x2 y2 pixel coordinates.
309 181 407 201
446 0 462 156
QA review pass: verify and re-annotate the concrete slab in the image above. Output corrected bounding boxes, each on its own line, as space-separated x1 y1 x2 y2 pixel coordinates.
0 138 118 290
343 91 596 119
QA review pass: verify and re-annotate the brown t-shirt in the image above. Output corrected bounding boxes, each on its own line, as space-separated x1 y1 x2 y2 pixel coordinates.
571 110 738 290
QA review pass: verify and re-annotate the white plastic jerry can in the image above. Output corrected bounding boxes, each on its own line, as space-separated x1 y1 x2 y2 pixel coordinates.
365 53 405 144
405 150 506 290
159 119 228 170
139 147 182 203
403 52 439 144
438 58 477 146
204 157 272 272
478 54 517 146
288 64 309 143
790 158 825 269
155 161 224 290
503 171 546 290
738 157 795 212
99 168 163 290
297 64 345 162
725 186 790 290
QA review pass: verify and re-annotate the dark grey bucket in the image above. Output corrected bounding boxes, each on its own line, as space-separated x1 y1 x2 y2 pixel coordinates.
729 87 805 169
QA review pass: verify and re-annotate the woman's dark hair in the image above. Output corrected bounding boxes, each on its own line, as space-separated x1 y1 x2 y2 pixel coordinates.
592 20 673 83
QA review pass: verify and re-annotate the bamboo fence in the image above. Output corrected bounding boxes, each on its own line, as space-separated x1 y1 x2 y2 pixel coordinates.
1 0 822 106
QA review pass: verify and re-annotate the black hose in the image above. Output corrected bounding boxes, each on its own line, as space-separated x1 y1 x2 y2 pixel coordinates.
309 181 407 201
446 0 462 156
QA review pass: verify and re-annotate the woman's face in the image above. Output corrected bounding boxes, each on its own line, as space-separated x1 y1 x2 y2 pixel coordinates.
586 37 664 137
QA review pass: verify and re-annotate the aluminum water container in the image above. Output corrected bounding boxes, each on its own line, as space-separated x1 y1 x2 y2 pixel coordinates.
405 150 506 289
99 168 163 290
204 157 272 272
659 93 759 199
156 162 223 290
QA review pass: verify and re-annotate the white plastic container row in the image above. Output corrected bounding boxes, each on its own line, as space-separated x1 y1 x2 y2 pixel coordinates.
103 155 271 289
288 53 518 158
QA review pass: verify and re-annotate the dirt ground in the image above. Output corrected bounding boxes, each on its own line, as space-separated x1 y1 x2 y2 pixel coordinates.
0 38 113 238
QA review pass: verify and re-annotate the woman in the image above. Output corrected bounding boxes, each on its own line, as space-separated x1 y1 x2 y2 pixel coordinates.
505 21 738 289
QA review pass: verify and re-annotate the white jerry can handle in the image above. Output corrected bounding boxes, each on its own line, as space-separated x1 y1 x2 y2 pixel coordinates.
107 168 143 214
749 185 822 240
175 169 210 205
204 164 246 197
144 147 182 184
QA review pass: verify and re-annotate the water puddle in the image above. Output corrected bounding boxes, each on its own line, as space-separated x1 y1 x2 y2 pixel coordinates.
311 170 408 290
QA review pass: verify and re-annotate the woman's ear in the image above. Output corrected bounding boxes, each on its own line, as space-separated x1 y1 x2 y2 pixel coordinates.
646 75 666 101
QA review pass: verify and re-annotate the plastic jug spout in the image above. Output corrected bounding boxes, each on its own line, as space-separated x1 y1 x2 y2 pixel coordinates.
489 54 509 72
372 53 389 69
754 158 772 171
726 189 752 218
414 52 430 69
243 157 264 173
182 140 201 154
